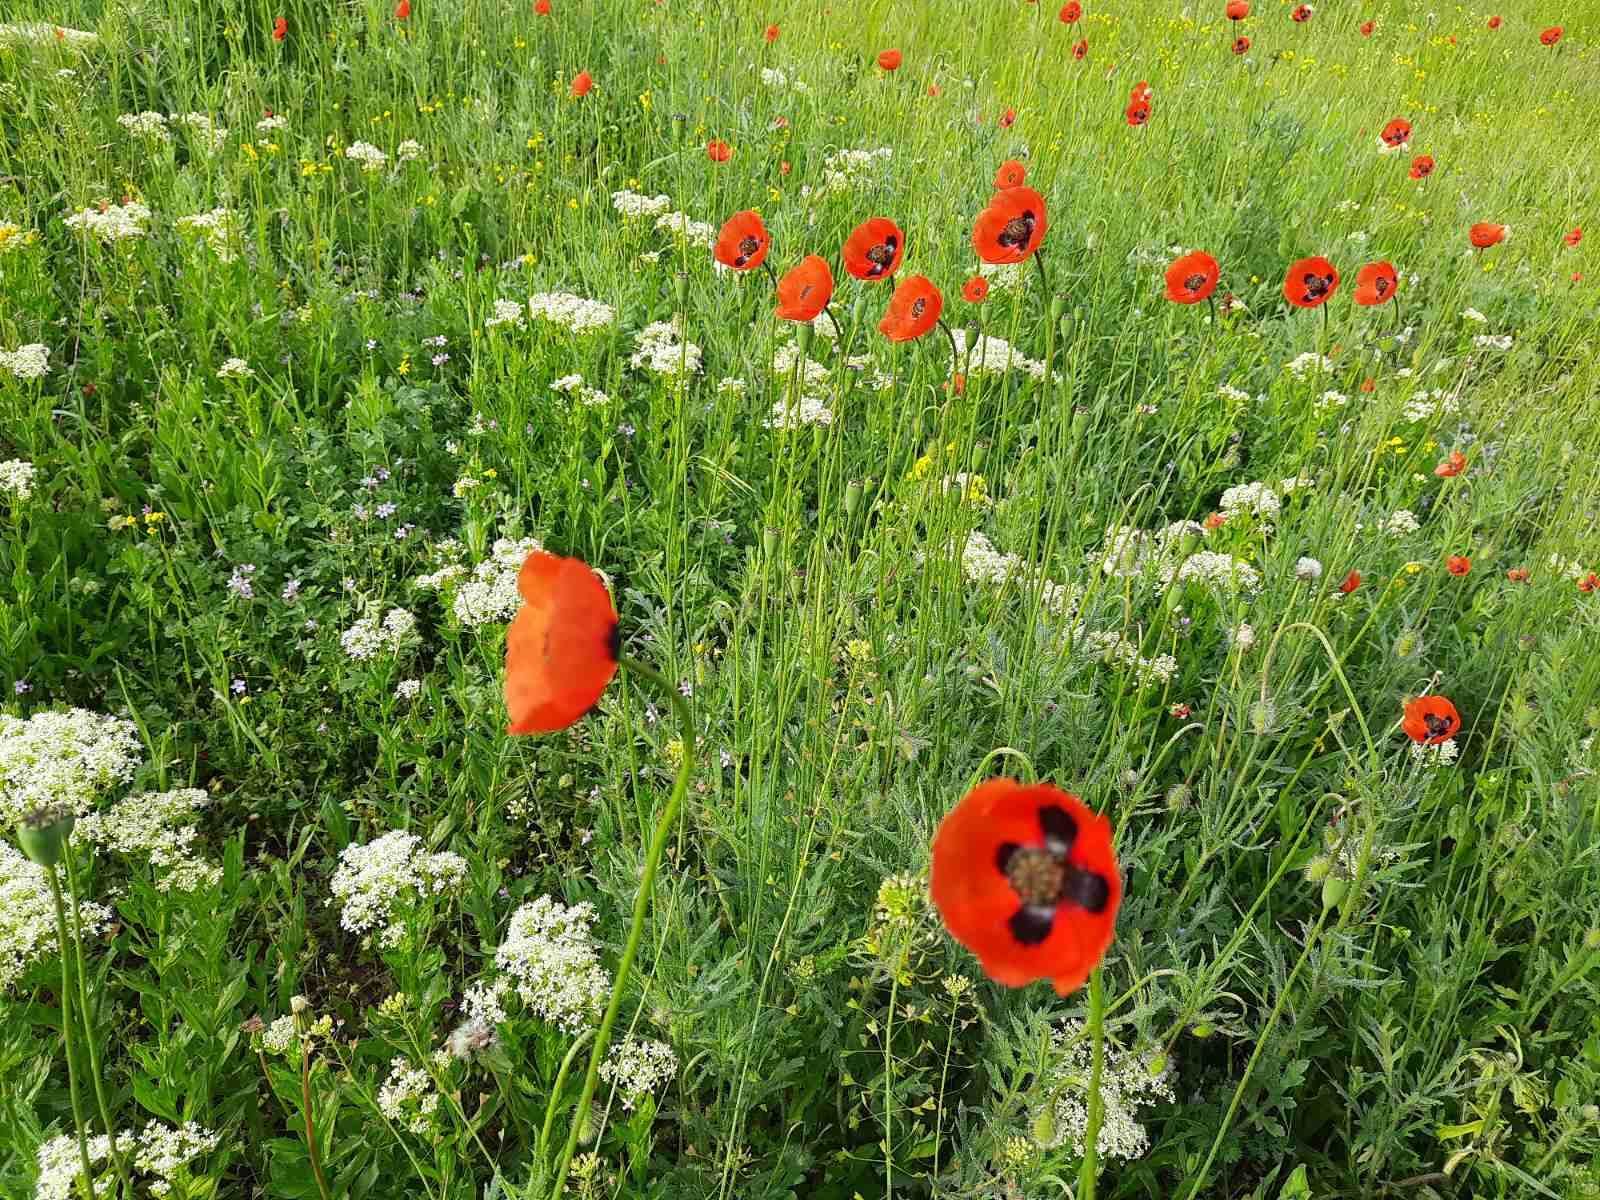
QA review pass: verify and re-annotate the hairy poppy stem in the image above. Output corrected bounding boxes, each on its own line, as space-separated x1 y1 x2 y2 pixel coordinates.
1030 249 1052 296
546 656 694 1200
1076 967 1107 1200
1319 301 1329 357
1393 289 1403 331
46 866 96 1200
1207 294 1218 329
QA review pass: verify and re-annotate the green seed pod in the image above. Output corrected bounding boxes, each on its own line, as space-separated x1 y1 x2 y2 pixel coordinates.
795 321 814 359
762 527 780 557
844 480 863 518
16 807 74 868
1031 1104 1056 1147
1321 875 1350 911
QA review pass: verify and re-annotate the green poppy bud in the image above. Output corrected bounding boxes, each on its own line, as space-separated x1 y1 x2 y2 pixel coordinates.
17 806 74 867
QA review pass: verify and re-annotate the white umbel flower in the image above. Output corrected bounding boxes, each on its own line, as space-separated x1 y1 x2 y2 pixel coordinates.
0 459 37 499
1034 1022 1176 1166
64 201 152 242
329 830 466 948
600 1038 678 1110
1 842 111 989
493 895 612 1034
344 141 388 171
527 291 616 334
0 344 50 379
0 708 143 825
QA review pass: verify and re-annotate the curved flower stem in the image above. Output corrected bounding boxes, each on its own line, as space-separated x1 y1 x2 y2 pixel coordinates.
537 1028 596 1162
62 847 132 1193
936 319 960 376
1030 249 1051 296
46 866 97 1200
1076 967 1106 1200
546 656 694 1200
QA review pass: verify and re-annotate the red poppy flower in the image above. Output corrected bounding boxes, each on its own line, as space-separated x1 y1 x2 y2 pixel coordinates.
1125 99 1151 126
1402 696 1460 745
843 217 905 281
273 15 287 40
1580 573 1599 593
1360 377 1376 393
1434 450 1467 477
1338 569 1362 594
877 48 902 71
1565 227 1582 247
570 70 593 97
780 160 791 175
1225 0 1249 18
1204 512 1226 531
962 275 990 303
1379 117 1411 148
774 256 834 323
1164 250 1220 304
534 0 551 13
1360 19 1374 35
1353 261 1398 306
878 275 943 342
1291 4 1312 21
998 108 1017 128
994 160 1027 189
1506 567 1530 583
1469 222 1507 248
713 210 770 271
929 779 1120 996
394 0 410 18
764 23 779 42
1409 154 1435 179
706 139 733 163
1232 35 1250 53
1072 37 1088 59
1487 15 1501 29
1283 256 1339 308
972 186 1049 264
1130 80 1153 105
1447 555 1472 576
505 552 619 734
1540 26 1563 45
1060 1 1082 21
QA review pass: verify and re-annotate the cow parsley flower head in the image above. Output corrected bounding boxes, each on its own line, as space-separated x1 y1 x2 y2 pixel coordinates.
0 459 36 500
0 344 50 379
339 607 417 660
74 788 222 892
1218 481 1281 521
377 1057 440 1133
527 291 616 334
1033 1022 1176 1166
2 841 112 990
611 190 673 219
64 201 152 242
35 1121 218 1200
344 141 388 171
493 895 612 1033
600 1037 678 1110
0 708 143 826
630 316 702 378
328 830 467 948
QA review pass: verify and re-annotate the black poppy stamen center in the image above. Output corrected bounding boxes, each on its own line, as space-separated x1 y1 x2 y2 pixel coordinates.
995 804 1108 946
1374 277 1391 297
1424 712 1452 737
865 237 899 276
1184 272 1208 293
1003 847 1064 906
1302 272 1331 300
998 213 1035 250
910 297 927 318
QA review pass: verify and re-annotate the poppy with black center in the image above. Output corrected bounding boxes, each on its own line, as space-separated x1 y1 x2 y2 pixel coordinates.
1060 1 1082 22
1125 100 1150 126
1291 3 1312 21
971 186 1049 265
1410 154 1435 179
929 779 1120 995
1072 37 1088 59
842 217 905 281
1469 222 1507 249
505 552 620 734
1447 555 1472 577
878 275 943 341
1540 25 1563 45
1402 696 1461 746
712 210 770 272
1164 250 1220 304
962 275 990 303
1283 255 1339 308
1232 35 1250 53
994 160 1027 189
774 255 834 323
1353 261 1398 306
1380 118 1411 148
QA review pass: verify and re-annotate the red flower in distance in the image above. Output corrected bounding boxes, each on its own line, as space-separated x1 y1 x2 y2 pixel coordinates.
1410 154 1435 179
929 779 1121 996
877 48 902 71
1232 35 1250 53
534 0 551 12
1360 19 1375 35
1291 4 1312 21
272 16 287 40
1506 567 1530 583
1564 228 1582 247
1060 1 1082 22
1338 570 1362 594
569 70 592 97
994 160 1027 189
1435 450 1467 477
1164 250 1220 304
1447 555 1472 576
706 139 733 163
394 0 410 18
1469 222 1507 249
1487 15 1502 29
1353 261 1398 306
1402 696 1461 745
1073 38 1088 59
1379 117 1412 149
1125 98 1151 126
765 23 779 42
1540 26 1563 45
1225 0 1249 18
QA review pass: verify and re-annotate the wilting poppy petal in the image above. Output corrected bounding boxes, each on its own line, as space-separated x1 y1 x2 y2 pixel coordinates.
1164 250 1220 304
930 779 1121 996
775 255 834 322
843 217 906 281
971 186 1049 265
713 210 770 271
1283 255 1339 308
1402 696 1461 745
878 274 942 341
505 552 620 734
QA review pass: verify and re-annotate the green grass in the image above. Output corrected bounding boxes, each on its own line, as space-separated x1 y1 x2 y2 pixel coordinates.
2 0 1600 1197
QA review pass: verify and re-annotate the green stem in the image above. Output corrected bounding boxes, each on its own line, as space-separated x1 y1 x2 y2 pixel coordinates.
545 656 695 1200
1077 967 1106 1200
300 1038 334 1200
537 1028 596 1161
62 847 133 1193
1030 248 1051 296
46 867 97 1200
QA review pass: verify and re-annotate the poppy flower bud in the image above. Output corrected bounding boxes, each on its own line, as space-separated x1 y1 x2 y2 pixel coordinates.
762 527 780 557
1048 292 1064 325
1321 875 1349 911
17 805 74 867
851 291 868 330
674 271 689 312
1031 1106 1056 1146
844 480 863 517
794 322 814 359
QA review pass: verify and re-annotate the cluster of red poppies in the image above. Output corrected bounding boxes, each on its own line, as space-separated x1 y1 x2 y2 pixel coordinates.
710 161 1048 345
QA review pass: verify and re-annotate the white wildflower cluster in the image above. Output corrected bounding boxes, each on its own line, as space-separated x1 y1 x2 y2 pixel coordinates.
962 533 1078 616
256 114 289 133
215 357 253 380
550 373 610 407
527 291 616 334
74 788 221 892
1549 552 1588 582
492 895 612 1034
600 1037 679 1110
173 112 227 152
1218 481 1282 522
1381 509 1421 537
1473 333 1513 352
1285 352 1333 379
653 210 716 248
1034 1022 1176 1164
800 146 893 200
344 141 388 171
1095 520 1207 585
377 1057 440 1134
772 338 832 388
1231 622 1257 653
1295 556 1324 581
36 1122 219 1200
610 189 673 219
1401 388 1460 423
0 708 143 825
766 394 834 429
0 459 37 500
485 298 527 329
950 329 1056 380
0 343 49 379
64 201 152 242
328 830 467 948
630 316 702 378
1315 390 1348 412
977 259 1027 294
118 111 171 141
396 139 423 162
1460 307 1488 324
415 536 543 627
1 841 112 990
339 607 417 660
175 207 241 262
758 65 808 91
1408 738 1460 767
1217 383 1252 405
0 22 100 49
1166 551 1263 594
1080 630 1179 686
1279 474 1317 496
258 1014 298 1054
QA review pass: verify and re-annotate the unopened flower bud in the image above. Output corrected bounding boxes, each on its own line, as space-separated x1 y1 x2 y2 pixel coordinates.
17 806 74 867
